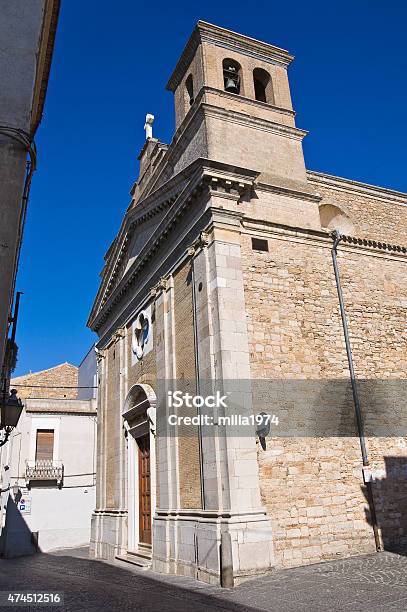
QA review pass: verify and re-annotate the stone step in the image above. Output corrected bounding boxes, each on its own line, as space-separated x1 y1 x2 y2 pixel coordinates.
133 546 152 561
115 548 152 570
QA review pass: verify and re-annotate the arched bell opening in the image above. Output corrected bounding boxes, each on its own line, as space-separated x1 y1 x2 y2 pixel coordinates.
222 58 243 96
253 67 274 104
185 73 194 108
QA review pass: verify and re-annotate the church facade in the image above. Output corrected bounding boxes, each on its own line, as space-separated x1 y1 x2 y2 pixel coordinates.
88 22 407 584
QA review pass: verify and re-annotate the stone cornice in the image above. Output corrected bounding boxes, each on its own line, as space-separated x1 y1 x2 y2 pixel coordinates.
25 398 96 416
339 234 407 254
204 170 257 202
166 21 293 92
202 86 296 117
242 216 407 257
255 179 320 203
307 170 407 206
202 103 307 141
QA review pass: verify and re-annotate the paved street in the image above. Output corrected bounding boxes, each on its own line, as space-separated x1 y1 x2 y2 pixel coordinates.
1 549 407 611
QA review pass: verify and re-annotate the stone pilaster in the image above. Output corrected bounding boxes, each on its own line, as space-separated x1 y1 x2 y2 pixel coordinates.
90 348 106 558
188 208 275 582
152 275 182 574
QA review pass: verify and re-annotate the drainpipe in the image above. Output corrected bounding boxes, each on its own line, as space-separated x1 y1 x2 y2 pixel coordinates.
189 251 205 510
330 230 381 551
189 249 207 582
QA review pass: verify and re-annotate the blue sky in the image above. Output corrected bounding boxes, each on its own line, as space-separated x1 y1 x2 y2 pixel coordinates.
13 0 407 376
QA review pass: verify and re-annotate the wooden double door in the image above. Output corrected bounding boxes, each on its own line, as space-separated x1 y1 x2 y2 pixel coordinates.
137 434 151 545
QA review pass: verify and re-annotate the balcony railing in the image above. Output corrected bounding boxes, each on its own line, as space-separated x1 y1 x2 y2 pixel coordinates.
25 460 64 487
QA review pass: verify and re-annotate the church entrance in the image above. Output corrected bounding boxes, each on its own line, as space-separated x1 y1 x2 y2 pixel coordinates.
122 384 156 553
137 433 151 545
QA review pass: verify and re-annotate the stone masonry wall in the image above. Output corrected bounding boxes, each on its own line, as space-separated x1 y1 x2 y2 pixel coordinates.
241 231 407 568
335 245 407 553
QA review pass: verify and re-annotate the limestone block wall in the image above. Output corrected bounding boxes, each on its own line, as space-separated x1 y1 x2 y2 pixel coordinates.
241 231 407 568
258 437 374 567
337 250 407 378
205 112 308 185
243 188 322 240
335 247 407 553
242 235 346 379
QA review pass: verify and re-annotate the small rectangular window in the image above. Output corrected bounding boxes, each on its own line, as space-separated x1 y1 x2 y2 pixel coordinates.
35 429 54 461
251 237 269 252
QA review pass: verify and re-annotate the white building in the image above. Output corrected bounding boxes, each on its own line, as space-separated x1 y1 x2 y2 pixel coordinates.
0 364 97 557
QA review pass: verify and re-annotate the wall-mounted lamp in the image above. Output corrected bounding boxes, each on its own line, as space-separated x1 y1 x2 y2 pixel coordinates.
256 412 271 450
0 389 23 447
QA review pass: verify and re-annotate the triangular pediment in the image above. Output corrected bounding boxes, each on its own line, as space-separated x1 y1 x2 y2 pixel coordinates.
87 166 196 328
88 159 259 333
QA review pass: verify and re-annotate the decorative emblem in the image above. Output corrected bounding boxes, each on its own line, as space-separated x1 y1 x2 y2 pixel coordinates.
132 311 150 360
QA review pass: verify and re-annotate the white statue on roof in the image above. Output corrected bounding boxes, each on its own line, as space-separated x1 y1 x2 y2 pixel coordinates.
144 114 154 140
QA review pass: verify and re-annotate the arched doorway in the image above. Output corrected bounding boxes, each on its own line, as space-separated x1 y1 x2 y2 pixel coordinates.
122 384 156 552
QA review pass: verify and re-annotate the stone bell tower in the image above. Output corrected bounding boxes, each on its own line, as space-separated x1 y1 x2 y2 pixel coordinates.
166 21 312 199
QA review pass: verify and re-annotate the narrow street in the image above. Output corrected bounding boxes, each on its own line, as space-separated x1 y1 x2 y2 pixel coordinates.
1 549 407 611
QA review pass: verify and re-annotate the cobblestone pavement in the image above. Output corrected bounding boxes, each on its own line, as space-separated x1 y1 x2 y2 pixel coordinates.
1 549 407 611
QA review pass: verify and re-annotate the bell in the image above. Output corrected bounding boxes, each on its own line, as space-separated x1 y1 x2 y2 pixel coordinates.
225 77 238 94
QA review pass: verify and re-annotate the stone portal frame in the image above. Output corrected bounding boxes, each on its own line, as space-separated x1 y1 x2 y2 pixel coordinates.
122 383 156 553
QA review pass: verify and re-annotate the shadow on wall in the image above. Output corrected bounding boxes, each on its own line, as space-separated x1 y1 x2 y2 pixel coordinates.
363 456 407 554
0 494 40 558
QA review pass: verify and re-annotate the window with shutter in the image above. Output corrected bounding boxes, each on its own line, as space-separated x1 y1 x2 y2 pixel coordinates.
35 429 54 461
